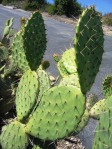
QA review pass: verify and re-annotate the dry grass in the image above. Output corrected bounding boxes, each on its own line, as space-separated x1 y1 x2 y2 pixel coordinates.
103 13 112 26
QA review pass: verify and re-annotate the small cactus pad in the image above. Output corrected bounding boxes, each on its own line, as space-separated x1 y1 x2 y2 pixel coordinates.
12 30 30 71
59 74 80 88
0 121 28 149
57 59 69 77
75 109 89 133
23 11 46 70
92 96 112 149
61 48 77 74
102 75 112 98
16 70 39 122
32 145 41 149
74 6 104 94
37 69 50 101
0 46 8 60
26 85 85 141
86 93 98 111
89 99 106 119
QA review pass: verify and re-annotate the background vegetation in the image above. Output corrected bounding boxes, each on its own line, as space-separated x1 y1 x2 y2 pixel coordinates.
103 13 112 26
0 0 112 26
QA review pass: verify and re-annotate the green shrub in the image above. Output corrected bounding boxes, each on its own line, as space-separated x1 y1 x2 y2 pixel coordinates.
0 0 3 4
46 4 55 15
54 0 82 17
22 0 38 11
23 0 47 11
2 0 16 5
103 13 112 26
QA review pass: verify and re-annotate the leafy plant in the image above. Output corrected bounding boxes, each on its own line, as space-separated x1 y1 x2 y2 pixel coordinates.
54 0 82 17
103 13 112 26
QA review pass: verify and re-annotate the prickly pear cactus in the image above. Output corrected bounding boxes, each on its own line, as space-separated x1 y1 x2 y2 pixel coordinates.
86 94 98 111
12 11 46 71
2 18 14 45
37 69 50 101
12 30 30 71
23 11 46 70
57 48 77 77
16 70 39 122
92 96 112 149
26 85 85 141
74 6 104 94
102 75 112 98
75 109 89 133
57 59 69 77
59 74 80 88
0 121 28 149
32 145 41 149
89 99 106 119
61 48 77 74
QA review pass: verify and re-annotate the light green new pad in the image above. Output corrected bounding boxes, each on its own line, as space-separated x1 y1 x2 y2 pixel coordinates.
12 30 30 71
92 96 112 149
16 70 39 122
0 121 28 149
26 85 85 141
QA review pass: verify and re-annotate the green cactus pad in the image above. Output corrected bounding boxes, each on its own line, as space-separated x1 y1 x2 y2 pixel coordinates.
26 85 85 141
37 69 50 101
74 6 104 94
57 59 69 77
75 109 89 133
23 11 46 70
86 94 98 111
92 96 112 149
0 46 8 60
32 145 41 149
12 11 46 71
0 121 28 149
89 99 106 119
16 70 39 122
12 30 30 71
59 74 80 88
102 75 112 98
61 48 77 74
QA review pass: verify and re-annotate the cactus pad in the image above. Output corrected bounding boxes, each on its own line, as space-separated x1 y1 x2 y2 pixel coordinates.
57 48 77 77
57 59 69 77
59 74 80 88
37 69 50 101
12 30 30 71
32 145 41 149
75 109 89 133
0 121 28 149
26 85 85 141
86 93 98 111
89 99 106 119
23 11 46 70
102 75 112 98
92 96 112 149
61 48 77 74
12 11 46 71
74 6 104 94
16 70 39 122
